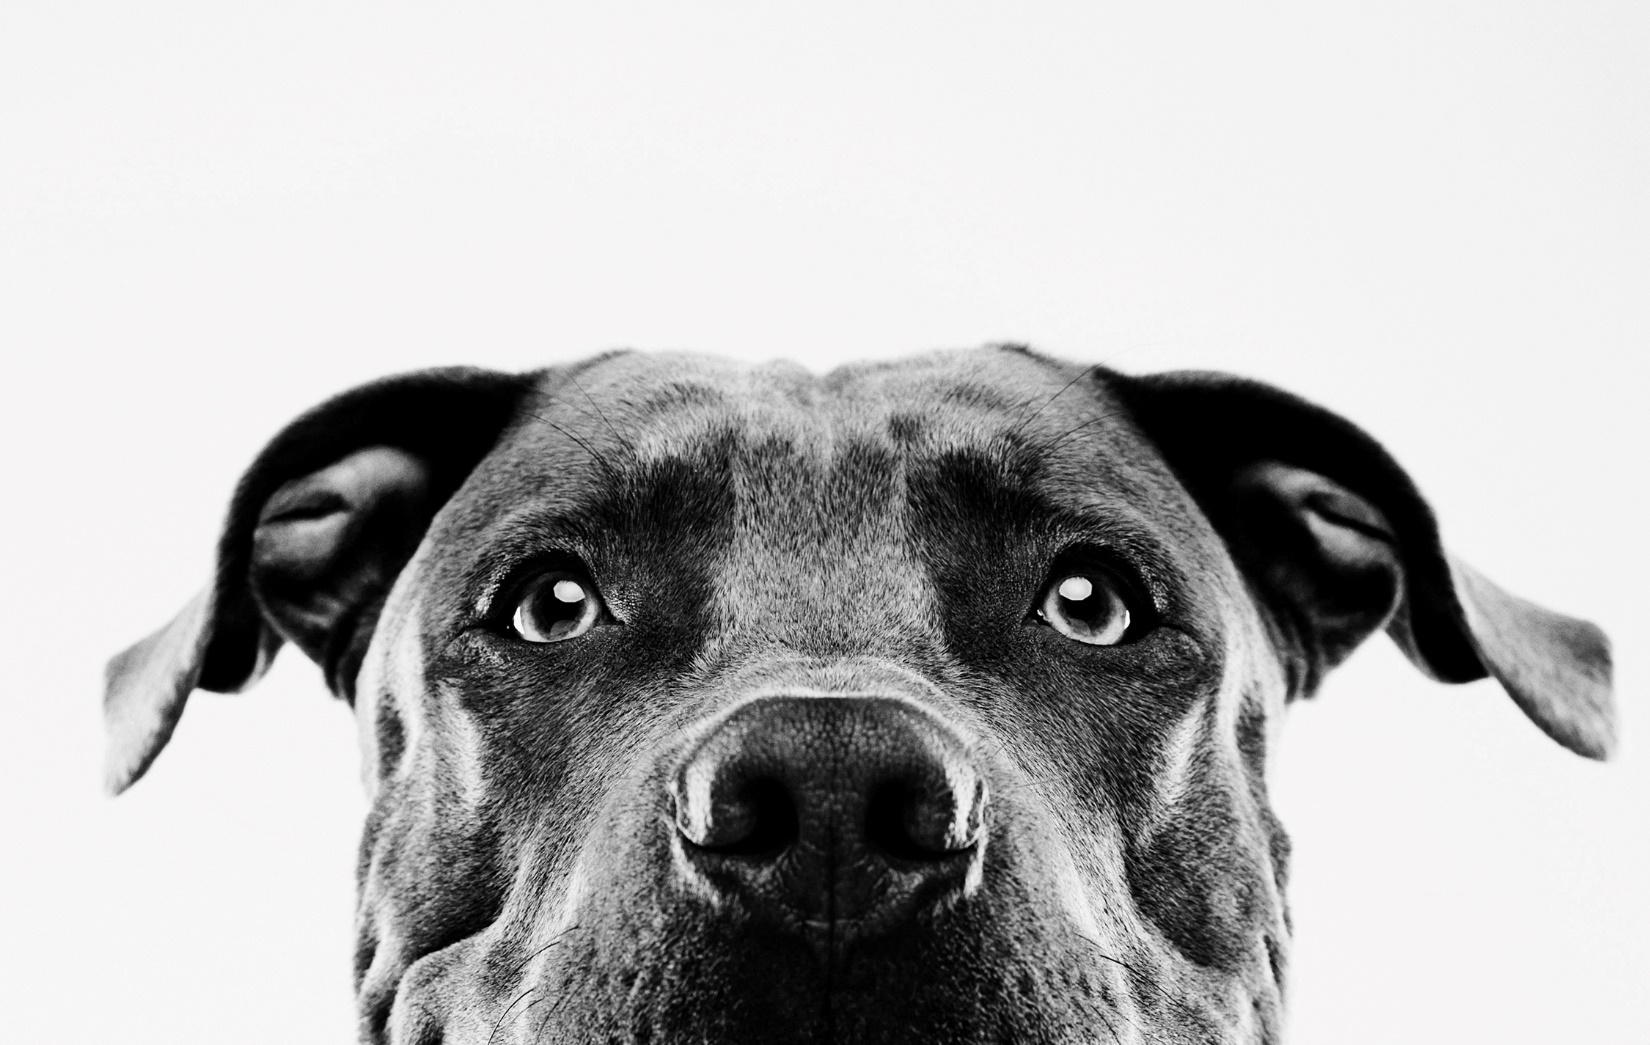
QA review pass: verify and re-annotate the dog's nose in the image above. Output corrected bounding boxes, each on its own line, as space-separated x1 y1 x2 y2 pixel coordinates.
669 696 988 937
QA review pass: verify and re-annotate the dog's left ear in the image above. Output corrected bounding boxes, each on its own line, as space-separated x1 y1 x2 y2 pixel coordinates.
104 367 539 794
1111 370 1615 760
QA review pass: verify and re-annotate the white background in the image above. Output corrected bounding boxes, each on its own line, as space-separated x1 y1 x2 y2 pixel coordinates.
2 2 1646 1042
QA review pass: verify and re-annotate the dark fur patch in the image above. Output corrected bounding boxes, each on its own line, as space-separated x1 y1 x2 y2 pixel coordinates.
886 412 926 446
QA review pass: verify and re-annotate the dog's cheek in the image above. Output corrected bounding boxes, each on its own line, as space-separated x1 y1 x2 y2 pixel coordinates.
354 654 514 1039
355 775 509 1037
378 931 496 1045
1122 769 1283 983
1117 684 1284 984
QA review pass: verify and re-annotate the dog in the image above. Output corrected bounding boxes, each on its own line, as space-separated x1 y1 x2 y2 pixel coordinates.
105 345 1614 1044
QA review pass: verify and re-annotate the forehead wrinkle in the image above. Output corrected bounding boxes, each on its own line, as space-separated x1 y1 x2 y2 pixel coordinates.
548 345 1096 469
514 344 1126 475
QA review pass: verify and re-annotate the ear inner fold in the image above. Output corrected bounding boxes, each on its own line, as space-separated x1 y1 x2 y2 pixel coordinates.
1226 462 1406 691
250 446 434 700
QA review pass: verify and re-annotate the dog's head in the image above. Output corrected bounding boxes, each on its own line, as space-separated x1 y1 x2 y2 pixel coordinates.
106 347 1613 1044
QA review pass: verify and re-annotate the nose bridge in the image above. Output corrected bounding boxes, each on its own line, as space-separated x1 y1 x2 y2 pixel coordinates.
716 533 935 656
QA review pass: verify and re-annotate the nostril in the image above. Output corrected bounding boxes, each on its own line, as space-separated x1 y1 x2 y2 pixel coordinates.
866 782 940 861
865 776 988 862
676 776 800 859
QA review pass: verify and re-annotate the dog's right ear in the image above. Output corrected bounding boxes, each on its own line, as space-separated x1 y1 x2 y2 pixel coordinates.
104 367 538 795
1109 369 1614 760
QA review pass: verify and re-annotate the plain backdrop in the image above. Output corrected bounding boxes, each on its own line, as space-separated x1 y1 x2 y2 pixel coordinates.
3 2 1646 1042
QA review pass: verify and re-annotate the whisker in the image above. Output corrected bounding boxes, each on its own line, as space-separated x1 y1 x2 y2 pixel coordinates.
522 410 620 482
1081 936 1199 1033
1028 410 1120 459
1010 364 1102 437
486 920 585 1044
530 980 579 1045
505 921 581 982
993 773 1062 798
488 987 538 1045
1095 1006 1127 1045
566 375 629 451
512 995 549 1031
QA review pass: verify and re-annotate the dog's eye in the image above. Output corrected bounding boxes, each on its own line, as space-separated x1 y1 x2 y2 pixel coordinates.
1037 569 1137 646
510 571 603 643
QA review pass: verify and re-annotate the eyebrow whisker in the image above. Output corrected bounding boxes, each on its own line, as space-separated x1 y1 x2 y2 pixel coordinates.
1011 364 1103 438
523 410 623 483
1029 410 1121 459
565 374 631 453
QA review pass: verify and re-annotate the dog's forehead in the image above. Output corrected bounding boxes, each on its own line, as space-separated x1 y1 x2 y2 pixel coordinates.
504 347 1168 504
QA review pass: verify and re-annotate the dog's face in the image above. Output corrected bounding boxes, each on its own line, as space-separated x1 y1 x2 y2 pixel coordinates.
105 347 1613 1044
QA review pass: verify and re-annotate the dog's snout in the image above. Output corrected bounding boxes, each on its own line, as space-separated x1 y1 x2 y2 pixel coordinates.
668 696 988 936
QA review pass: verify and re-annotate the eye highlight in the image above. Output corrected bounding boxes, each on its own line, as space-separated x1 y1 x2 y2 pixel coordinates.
510 570 604 643
1036 566 1140 646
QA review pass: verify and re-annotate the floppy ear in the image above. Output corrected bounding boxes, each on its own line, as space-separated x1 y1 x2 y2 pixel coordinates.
1111 370 1615 760
104 367 538 794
